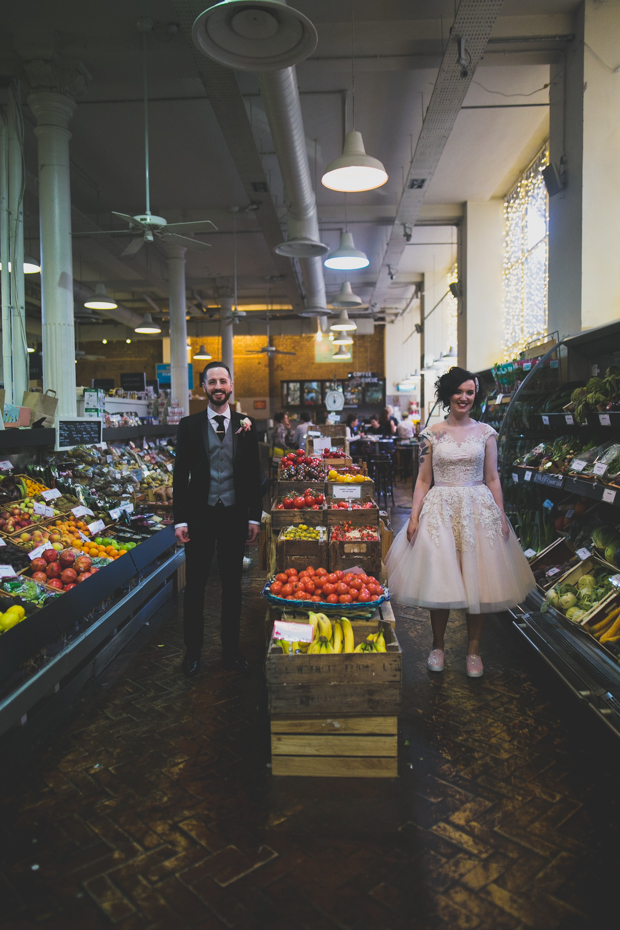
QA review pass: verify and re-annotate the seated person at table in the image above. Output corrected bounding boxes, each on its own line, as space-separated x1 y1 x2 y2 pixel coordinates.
346 413 361 441
272 411 294 453
380 407 397 437
291 410 312 449
366 415 384 435
397 412 415 439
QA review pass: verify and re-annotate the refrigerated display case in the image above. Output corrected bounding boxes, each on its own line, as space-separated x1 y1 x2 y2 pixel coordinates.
498 319 620 736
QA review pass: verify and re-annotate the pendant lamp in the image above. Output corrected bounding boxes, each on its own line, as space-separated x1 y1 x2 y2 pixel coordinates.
322 130 388 193
324 231 368 270
330 308 357 332
330 280 363 308
134 312 162 334
84 283 118 310
332 333 353 345
445 345 458 359
332 345 352 360
0 256 41 273
193 345 212 360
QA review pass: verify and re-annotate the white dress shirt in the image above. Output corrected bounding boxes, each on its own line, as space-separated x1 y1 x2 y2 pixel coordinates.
175 405 259 528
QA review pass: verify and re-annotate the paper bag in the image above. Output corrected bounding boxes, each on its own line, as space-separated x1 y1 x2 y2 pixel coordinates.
22 389 58 425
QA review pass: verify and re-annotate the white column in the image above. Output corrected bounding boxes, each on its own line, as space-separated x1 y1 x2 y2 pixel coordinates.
463 201 504 373
166 243 188 414
8 83 28 403
27 91 77 416
220 296 234 393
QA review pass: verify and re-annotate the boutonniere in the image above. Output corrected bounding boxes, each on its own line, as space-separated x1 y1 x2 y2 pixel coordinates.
235 417 252 435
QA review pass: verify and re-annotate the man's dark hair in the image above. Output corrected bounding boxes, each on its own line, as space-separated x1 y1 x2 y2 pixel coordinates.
370 415 380 424
435 366 484 411
300 411 311 423
202 361 232 383
274 411 287 424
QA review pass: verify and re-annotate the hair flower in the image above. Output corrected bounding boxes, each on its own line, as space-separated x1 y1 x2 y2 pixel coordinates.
236 416 252 434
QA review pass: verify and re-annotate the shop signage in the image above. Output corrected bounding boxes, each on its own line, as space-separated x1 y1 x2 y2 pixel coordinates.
120 372 146 392
348 371 378 382
56 418 103 450
332 485 362 499
273 619 314 644
312 437 332 454
253 400 267 409
156 363 194 388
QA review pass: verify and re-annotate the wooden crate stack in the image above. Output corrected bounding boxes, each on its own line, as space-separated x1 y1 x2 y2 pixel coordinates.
275 526 328 572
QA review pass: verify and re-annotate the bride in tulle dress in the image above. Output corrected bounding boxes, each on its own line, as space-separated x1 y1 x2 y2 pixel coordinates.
386 368 535 678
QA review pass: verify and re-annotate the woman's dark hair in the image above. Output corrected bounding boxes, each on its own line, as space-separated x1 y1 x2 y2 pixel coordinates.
346 413 358 427
274 411 287 424
435 366 484 411
379 407 390 424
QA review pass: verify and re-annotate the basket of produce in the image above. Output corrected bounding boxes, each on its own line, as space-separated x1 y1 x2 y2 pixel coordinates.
21 547 104 593
542 556 617 624
0 500 62 539
263 565 389 612
0 474 49 504
276 524 327 573
327 497 379 525
278 452 325 481
584 599 620 660
328 522 381 575
568 367 620 423
0 576 62 607
271 494 326 529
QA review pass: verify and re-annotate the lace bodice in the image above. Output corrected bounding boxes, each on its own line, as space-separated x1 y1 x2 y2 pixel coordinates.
421 422 497 486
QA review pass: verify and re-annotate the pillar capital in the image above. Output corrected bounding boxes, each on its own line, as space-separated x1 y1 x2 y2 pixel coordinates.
164 241 187 262
25 57 89 130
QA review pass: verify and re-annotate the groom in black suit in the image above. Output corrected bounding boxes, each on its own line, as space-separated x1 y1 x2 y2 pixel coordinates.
173 362 262 677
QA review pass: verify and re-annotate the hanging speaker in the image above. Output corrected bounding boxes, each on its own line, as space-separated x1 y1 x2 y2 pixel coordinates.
192 1 318 72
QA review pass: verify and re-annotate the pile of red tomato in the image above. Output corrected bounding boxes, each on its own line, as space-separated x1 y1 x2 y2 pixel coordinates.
329 499 375 510
321 448 348 459
275 489 326 510
268 566 384 604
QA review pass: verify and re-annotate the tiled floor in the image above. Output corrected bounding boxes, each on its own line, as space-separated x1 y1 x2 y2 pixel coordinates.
1 484 619 929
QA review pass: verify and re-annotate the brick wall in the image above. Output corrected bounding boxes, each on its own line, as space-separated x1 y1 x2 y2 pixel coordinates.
267 331 385 398
75 340 163 389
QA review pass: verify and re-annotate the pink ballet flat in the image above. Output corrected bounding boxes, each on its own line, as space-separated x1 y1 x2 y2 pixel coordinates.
466 654 484 678
427 649 444 672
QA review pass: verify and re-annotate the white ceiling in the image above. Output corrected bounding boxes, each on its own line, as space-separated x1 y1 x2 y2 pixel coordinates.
0 0 579 326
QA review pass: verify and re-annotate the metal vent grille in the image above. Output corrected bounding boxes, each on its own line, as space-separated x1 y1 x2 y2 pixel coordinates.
370 0 504 311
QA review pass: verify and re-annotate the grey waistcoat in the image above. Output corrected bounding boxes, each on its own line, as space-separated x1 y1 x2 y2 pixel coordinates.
207 416 236 507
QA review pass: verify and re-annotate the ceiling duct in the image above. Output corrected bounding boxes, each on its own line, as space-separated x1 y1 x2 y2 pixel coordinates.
191 1 329 315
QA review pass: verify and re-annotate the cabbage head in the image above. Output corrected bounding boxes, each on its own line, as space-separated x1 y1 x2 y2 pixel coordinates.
578 574 596 590
560 593 577 610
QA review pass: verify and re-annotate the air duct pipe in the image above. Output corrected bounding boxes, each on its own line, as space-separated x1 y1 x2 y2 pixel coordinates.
191 1 329 316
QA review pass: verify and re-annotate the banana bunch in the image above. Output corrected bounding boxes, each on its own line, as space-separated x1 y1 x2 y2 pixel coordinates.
306 612 356 654
354 629 387 653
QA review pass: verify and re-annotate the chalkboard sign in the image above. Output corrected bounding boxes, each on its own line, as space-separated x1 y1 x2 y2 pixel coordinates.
93 378 114 392
55 418 103 450
120 372 146 392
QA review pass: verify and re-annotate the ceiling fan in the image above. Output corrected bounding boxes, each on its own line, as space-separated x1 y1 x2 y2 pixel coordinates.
241 305 296 358
75 27 217 257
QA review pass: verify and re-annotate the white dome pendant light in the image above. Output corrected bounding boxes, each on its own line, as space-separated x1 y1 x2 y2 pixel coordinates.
321 3 387 193
333 344 352 360
84 283 118 310
332 333 353 346
329 308 357 332
330 280 363 308
134 312 161 334
324 231 368 270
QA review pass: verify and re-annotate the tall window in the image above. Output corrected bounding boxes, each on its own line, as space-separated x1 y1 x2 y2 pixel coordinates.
503 144 549 359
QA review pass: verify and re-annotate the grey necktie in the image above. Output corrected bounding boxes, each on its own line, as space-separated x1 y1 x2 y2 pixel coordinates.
214 415 226 441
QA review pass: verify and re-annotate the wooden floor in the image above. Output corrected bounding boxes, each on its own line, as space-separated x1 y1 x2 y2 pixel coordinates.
1 480 619 929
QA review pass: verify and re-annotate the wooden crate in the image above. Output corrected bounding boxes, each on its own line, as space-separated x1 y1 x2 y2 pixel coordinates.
266 619 402 718
271 501 326 529
549 554 617 626
528 538 578 591
277 479 326 498
271 715 397 778
315 424 347 438
326 497 379 526
327 479 375 501
276 526 328 572
328 533 381 575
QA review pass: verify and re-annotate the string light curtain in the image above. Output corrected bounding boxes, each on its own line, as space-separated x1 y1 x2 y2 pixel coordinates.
503 143 549 360
446 263 459 353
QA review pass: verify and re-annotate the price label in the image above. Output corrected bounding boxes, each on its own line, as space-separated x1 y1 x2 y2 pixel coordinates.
114 470 122 480
603 488 617 504
29 541 54 560
78 530 90 543
593 462 608 477
565 414 574 426
542 415 550 425
543 499 554 511
577 547 590 560
312 437 332 455
523 361 532 371
0 461 13 472
120 502 134 514
0 537 5 547
0 565 17 578
166 463 173 472
566 509 575 518
273 619 314 644
108 507 121 521
33 502 54 517
106 455 113 463
72 506 94 518
496 394 503 403
523 548 537 558
332 485 362 499
572 460 586 472
41 488 61 502
610 574 620 589
524 471 533 481
599 413 611 426
512 473 519 484
546 567 561 577
87 519 106 535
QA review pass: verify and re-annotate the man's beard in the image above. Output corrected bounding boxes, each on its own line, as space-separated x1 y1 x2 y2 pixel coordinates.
207 388 232 408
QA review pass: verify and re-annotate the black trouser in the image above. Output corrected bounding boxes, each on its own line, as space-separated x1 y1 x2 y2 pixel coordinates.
183 503 248 655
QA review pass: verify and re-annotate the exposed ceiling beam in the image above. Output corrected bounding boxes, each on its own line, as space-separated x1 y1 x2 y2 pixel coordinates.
173 0 304 313
370 0 505 313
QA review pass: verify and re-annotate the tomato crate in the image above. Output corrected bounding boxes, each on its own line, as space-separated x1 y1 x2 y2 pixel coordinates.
271 500 326 529
327 479 375 501
326 497 379 526
328 527 382 576
276 526 328 573
276 480 326 498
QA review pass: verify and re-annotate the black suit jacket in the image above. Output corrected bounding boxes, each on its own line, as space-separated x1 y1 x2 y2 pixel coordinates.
173 409 263 526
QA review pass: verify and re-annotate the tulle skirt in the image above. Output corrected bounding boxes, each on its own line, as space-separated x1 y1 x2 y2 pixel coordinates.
385 488 536 614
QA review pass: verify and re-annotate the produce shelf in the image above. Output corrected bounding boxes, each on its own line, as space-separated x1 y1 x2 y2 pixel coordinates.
0 429 55 450
103 424 178 442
